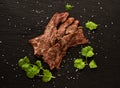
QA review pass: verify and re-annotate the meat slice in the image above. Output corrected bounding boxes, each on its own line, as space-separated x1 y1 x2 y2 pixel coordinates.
68 26 87 46
29 12 69 56
57 17 75 38
43 28 88 69
29 12 88 70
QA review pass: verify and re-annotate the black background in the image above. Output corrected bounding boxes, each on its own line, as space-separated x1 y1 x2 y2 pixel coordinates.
0 0 120 88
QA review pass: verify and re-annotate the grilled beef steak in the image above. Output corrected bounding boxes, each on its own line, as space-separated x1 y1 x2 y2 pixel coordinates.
29 12 88 69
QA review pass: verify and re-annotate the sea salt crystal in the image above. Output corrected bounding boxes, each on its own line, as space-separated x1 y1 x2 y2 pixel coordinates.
57 74 61 77
105 25 108 28
6 62 9 64
16 1 19 4
8 18 10 21
22 17 25 20
98 2 100 5
100 32 103 35
22 49 25 52
67 76 70 80
87 31 91 35
32 79 35 82
91 15 94 18
92 31 95 34
91 36 94 39
2 54 5 57
32 9 35 12
22 35 25 38
40 10 44 13
48 5 52 7
98 39 101 42
70 76 73 79
100 7 103 10
46 17 49 20
37 22 40 25
100 46 103 49
13 68 16 71
0 41 2 43
14 25 17 27
95 52 98 55
1 76 4 79
41 20 43 23
65 86 67 88
70 58 73 60
67 70 70 73
15 75 18 77
73 77 75 80
76 2 79 4
36 1 39 4
111 21 114 24
11 64 14 67
24 29 28 33
105 56 108 59
35 10 40 13
61 65 64 67
83 8 86 12
67 58 70 60
28 28 31 31
63 60 66 63
53 85 56 88
32 84 35 87
80 15 83 18
76 77 79 79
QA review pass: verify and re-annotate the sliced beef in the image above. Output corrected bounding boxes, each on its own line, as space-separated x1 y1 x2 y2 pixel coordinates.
57 17 75 38
43 28 88 69
29 12 88 70
29 12 69 56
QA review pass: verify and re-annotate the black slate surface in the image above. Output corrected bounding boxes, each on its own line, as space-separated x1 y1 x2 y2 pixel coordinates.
0 0 120 88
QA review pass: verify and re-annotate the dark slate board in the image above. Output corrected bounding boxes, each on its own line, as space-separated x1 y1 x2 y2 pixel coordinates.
0 0 120 88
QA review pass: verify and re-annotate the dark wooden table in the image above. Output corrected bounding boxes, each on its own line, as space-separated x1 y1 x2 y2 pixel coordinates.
0 0 120 88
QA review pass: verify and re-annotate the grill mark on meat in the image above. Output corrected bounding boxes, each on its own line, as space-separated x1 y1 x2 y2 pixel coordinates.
29 12 88 70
